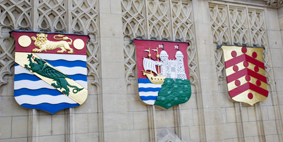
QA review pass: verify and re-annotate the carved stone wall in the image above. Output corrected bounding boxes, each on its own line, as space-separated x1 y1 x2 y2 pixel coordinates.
122 0 199 141
0 0 283 142
0 0 100 141
210 2 283 142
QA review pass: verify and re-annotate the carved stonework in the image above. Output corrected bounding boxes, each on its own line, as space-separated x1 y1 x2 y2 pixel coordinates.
0 0 100 88
122 0 197 85
122 0 146 85
71 0 100 86
210 5 269 82
0 0 32 86
37 0 67 32
267 0 283 8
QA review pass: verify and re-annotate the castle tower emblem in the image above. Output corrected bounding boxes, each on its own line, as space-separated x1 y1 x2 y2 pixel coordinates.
133 39 192 109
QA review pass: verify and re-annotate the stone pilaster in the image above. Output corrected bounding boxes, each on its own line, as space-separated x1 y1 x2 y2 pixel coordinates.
98 0 129 141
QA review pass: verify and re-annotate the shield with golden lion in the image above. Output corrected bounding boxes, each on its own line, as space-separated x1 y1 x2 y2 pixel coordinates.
11 30 89 114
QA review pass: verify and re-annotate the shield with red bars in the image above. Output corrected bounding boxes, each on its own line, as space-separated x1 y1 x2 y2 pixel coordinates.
221 45 268 105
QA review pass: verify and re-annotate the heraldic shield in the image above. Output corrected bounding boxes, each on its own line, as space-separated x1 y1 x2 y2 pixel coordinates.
11 30 89 114
133 39 191 109
221 45 268 105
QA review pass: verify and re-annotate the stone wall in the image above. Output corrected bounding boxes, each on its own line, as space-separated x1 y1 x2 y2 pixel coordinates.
0 0 283 142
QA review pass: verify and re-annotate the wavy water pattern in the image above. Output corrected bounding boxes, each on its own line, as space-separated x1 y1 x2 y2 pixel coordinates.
15 64 87 75
15 95 77 105
36 53 86 61
14 53 87 113
44 60 87 68
138 78 161 105
14 88 62 97
15 74 87 82
21 103 80 114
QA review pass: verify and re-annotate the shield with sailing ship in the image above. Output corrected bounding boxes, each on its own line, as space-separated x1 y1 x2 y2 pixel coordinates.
133 39 191 109
11 30 89 114
221 45 268 105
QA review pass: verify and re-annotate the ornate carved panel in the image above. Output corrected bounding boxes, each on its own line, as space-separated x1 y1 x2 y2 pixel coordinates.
122 0 146 85
122 0 197 85
210 5 230 45
72 0 100 86
37 0 67 32
147 0 171 40
210 5 228 80
0 0 32 86
210 5 269 83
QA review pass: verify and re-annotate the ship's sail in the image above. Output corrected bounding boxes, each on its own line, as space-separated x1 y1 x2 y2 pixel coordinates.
143 58 160 74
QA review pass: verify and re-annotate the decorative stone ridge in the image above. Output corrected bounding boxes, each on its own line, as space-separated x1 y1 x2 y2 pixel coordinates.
266 0 283 8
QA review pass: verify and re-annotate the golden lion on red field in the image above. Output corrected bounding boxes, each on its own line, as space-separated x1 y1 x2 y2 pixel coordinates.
31 33 73 54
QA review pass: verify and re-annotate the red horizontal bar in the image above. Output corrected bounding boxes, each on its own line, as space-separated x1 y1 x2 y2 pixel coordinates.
226 68 267 83
225 54 265 69
228 83 268 98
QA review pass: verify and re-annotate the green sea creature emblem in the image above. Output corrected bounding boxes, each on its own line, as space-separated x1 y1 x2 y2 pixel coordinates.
24 54 83 96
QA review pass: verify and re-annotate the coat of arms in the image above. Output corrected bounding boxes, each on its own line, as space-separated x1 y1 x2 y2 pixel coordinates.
133 39 191 109
221 45 268 105
11 30 89 114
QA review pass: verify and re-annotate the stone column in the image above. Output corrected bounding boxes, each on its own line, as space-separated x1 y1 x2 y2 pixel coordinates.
192 0 232 141
192 0 215 141
98 0 129 142
263 7 283 142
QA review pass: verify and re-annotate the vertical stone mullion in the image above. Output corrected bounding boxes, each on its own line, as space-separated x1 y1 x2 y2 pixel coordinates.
28 1 39 142
98 0 129 141
226 4 247 142
227 4 233 45
148 105 157 142
27 109 38 142
64 1 75 142
65 108 75 142
66 0 72 33
173 104 183 139
235 102 246 142
145 0 150 39
246 7 252 46
191 0 211 141
254 103 267 142
31 0 38 31
97 2 105 142
144 0 157 141
169 0 174 41
264 7 283 142
168 0 183 139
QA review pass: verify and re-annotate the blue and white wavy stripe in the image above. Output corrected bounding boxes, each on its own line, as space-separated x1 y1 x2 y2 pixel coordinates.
15 64 87 76
138 79 161 105
14 53 87 114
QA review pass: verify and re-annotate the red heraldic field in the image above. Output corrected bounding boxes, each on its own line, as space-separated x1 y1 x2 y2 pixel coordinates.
133 39 191 109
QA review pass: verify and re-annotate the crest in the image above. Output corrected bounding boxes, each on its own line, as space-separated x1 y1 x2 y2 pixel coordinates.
133 39 191 109
11 31 89 114
221 45 268 105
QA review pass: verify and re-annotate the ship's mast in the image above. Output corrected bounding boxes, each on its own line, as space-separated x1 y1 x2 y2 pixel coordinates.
147 48 152 74
147 48 151 59
155 47 160 75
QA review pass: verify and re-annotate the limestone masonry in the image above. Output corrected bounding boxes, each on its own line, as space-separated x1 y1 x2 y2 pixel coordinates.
1 0 283 142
